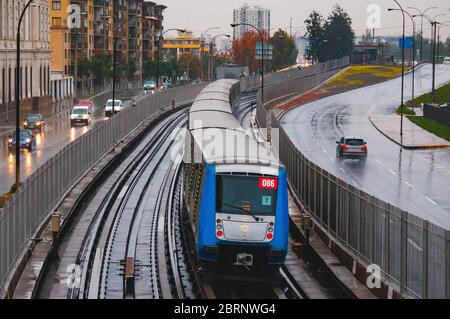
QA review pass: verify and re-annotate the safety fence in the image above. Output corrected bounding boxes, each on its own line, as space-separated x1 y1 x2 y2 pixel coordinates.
0 83 206 297
255 57 450 299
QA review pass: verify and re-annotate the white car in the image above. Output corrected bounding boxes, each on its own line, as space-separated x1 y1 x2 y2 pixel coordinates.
70 106 92 127
105 99 123 117
443 57 450 65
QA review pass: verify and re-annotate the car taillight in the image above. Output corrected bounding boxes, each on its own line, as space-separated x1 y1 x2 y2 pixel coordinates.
341 145 348 150
362 145 368 151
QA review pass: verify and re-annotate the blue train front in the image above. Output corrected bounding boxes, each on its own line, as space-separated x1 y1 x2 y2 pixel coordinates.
183 79 289 276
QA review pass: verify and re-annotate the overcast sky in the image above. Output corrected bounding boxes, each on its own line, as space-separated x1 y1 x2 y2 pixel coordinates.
158 0 450 40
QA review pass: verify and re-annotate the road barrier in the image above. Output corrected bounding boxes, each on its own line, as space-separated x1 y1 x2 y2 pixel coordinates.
251 57 450 299
0 84 206 297
423 103 450 127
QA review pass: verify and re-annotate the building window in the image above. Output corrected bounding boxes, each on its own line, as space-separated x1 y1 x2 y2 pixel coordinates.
52 1 61 10
52 17 61 27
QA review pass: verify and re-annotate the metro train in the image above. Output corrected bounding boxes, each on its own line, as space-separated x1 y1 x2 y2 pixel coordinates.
183 79 289 278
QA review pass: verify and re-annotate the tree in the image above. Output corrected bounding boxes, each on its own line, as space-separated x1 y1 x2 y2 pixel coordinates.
179 52 201 80
232 31 269 73
271 29 298 70
143 60 157 80
304 11 325 63
322 5 355 61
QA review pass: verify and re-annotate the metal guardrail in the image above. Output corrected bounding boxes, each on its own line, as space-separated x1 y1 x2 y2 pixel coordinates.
250 57 450 299
0 83 207 297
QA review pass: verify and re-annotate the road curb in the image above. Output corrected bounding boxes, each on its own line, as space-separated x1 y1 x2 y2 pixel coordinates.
368 116 450 150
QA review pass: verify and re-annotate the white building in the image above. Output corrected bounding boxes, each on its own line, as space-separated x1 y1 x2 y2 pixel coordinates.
233 3 271 38
0 0 54 112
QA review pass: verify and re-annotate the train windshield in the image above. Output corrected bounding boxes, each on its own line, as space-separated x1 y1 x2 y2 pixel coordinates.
216 175 278 216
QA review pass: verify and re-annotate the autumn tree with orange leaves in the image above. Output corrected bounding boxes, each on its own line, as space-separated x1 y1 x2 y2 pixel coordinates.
232 31 269 74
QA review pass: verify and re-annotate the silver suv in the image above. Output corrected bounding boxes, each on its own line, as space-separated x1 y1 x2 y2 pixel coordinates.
336 137 368 161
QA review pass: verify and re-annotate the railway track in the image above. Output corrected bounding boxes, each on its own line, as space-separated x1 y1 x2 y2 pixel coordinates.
35 95 350 300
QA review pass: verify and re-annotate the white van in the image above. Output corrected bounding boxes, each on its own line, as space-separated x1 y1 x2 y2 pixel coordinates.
444 57 450 65
70 106 91 127
105 99 124 117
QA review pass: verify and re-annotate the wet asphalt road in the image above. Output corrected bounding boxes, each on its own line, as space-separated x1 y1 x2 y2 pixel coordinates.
280 64 450 230
0 90 140 194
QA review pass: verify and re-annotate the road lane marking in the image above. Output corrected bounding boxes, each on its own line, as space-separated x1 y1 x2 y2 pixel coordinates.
403 181 415 189
322 149 328 154
425 197 437 205
408 238 423 252
388 169 397 176
375 158 382 164
340 168 346 174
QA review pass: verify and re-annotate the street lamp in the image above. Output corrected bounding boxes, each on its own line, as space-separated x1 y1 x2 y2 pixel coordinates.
208 34 231 80
389 1 406 137
389 8 416 108
107 15 155 148
408 6 436 61
14 0 35 189
156 28 187 92
200 27 220 81
231 22 269 142
414 13 446 104
437 22 450 65
73 11 88 101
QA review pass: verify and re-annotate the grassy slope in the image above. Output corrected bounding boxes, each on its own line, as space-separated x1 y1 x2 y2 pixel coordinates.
407 116 450 142
323 65 403 90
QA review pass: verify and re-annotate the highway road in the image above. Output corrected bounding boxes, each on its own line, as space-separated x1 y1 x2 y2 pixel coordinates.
280 64 450 230
0 90 140 194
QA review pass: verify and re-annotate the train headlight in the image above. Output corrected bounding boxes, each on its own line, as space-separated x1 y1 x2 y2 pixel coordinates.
268 227 274 233
216 224 223 231
267 233 273 240
217 231 223 237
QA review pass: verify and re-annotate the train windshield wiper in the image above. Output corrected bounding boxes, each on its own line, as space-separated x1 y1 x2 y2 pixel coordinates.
223 203 259 222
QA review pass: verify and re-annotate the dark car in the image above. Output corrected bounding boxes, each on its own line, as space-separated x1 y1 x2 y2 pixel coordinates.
23 114 45 132
8 130 36 152
336 137 368 161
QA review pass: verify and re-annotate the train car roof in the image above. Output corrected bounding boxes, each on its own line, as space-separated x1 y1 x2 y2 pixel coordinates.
190 128 280 167
190 100 233 114
189 111 242 130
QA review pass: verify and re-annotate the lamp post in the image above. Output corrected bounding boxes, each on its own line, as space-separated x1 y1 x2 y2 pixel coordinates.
200 27 220 82
408 6 436 61
390 0 406 137
208 34 231 81
231 22 268 142
73 11 87 101
103 14 154 148
14 0 35 189
389 8 416 107
156 28 187 92
436 22 450 67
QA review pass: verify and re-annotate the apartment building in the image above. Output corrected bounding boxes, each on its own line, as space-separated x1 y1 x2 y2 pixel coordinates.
233 3 271 38
0 0 52 109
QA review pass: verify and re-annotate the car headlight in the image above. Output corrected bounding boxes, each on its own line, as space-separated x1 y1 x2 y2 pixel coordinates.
36 121 41 126
23 121 28 126
8 138 13 143
25 138 31 143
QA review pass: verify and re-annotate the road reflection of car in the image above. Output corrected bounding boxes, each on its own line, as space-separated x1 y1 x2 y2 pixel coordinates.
105 99 123 117
23 114 45 132
70 106 92 127
8 129 36 152
336 137 368 161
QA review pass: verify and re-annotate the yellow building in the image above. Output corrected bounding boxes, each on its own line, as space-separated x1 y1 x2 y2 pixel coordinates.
50 0 72 76
163 31 209 59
